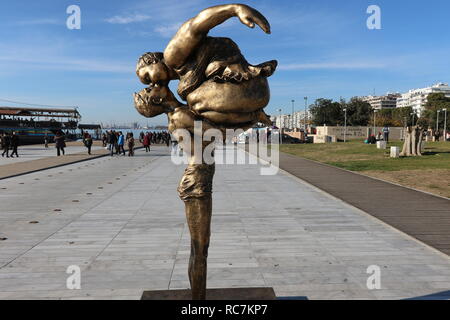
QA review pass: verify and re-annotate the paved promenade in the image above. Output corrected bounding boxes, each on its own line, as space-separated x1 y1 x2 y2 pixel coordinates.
277 152 450 256
0 146 449 299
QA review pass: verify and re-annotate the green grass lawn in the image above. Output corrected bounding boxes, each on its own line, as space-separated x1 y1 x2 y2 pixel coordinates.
280 140 450 172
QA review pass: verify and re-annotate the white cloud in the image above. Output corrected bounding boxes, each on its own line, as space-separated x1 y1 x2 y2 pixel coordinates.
14 18 60 26
154 23 182 38
105 13 151 24
0 54 133 74
116 0 206 37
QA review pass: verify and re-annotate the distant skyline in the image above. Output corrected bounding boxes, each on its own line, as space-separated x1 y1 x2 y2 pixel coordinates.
1 0 449 125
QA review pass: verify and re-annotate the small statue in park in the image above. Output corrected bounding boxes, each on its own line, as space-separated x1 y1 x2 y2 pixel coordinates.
134 4 276 299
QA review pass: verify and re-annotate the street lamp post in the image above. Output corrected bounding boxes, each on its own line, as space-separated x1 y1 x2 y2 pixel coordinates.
291 100 295 130
343 108 347 143
373 109 378 137
442 108 448 142
278 108 283 144
410 112 415 126
304 97 308 131
436 109 440 134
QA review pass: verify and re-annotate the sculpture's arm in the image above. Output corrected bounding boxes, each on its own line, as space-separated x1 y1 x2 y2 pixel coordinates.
164 4 271 69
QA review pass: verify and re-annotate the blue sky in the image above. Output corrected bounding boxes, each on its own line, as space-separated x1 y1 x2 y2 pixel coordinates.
0 0 449 125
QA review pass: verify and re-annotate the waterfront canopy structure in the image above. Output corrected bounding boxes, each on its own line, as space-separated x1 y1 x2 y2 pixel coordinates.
0 106 81 120
0 106 81 144
0 106 81 129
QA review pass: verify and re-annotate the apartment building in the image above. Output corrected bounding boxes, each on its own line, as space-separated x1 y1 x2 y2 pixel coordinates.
397 83 450 116
360 93 401 110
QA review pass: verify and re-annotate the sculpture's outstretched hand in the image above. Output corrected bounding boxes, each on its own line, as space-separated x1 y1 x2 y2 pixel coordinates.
235 4 271 34
164 4 272 69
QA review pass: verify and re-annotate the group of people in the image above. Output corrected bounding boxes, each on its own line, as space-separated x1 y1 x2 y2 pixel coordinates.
376 126 390 142
101 130 172 156
138 131 171 146
0 132 20 158
2 129 173 160
139 131 171 152
366 126 391 144
102 130 135 157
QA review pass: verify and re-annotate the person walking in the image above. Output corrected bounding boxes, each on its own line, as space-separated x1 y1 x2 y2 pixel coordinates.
114 131 120 154
382 126 390 142
84 133 93 155
10 131 19 157
108 130 117 156
117 131 125 156
44 133 49 148
102 133 107 147
166 131 170 147
143 132 151 152
54 131 66 156
127 132 135 157
1 132 11 158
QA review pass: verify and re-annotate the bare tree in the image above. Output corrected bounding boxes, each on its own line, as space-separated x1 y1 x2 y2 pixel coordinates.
400 126 424 156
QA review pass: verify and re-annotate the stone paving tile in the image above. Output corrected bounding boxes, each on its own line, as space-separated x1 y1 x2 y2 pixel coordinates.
0 146 449 300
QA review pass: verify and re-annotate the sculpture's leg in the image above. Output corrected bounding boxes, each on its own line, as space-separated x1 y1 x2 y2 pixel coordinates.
178 163 215 300
184 196 212 300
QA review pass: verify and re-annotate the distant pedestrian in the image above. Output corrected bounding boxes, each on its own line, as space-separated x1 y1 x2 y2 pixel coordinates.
108 130 117 156
382 126 390 142
376 131 382 141
117 131 125 156
1 132 11 158
102 133 107 147
54 131 66 156
10 132 19 157
143 132 151 152
44 133 49 148
115 131 120 154
434 130 440 142
84 133 93 155
127 132 135 157
162 131 170 147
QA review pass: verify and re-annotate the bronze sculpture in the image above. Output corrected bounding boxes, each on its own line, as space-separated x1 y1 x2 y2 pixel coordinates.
134 3 277 300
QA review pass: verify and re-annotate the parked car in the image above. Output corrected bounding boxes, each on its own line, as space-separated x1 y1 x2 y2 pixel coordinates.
281 134 303 144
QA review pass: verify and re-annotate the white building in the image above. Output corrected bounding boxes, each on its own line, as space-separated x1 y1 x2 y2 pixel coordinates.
273 111 309 130
396 83 450 116
360 93 401 110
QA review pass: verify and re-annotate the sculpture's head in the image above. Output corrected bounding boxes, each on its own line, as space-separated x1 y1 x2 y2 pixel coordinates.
136 52 176 86
133 84 178 118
